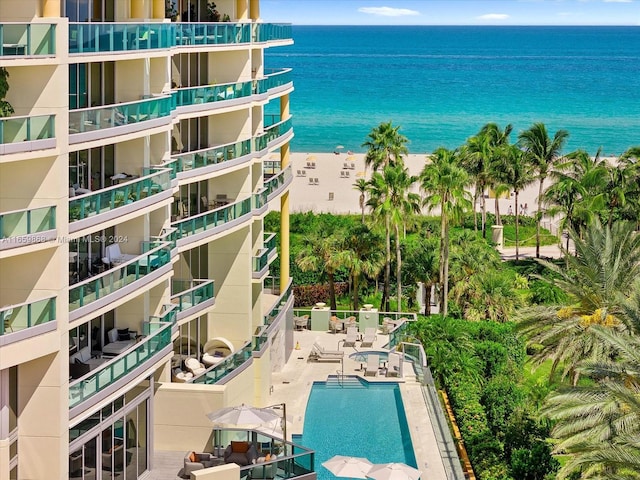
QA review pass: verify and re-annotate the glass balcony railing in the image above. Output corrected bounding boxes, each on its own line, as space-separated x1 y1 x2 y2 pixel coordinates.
192 341 253 384
68 321 172 408
171 139 251 174
172 197 252 239
0 23 56 56
255 68 292 94
252 189 268 211
69 241 172 312
69 96 172 135
0 205 55 240
69 22 174 54
69 169 171 222
254 117 293 151
174 80 253 108
170 279 215 313
0 296 56 336
264 165 292 199
252 233 277 274
175 22 251 46
253 23 293 43
265 279 293 325
0 114 55 145
264 232 277 252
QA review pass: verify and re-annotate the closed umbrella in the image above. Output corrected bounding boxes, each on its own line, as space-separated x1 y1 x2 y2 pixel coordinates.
322 455 373 479
366 463 422 480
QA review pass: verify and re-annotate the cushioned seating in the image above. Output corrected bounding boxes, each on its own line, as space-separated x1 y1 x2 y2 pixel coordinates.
184 451 215 477
223 442 259 466
69 346 107 371
102 328 136 356
202 350 226 367
185 357 207 376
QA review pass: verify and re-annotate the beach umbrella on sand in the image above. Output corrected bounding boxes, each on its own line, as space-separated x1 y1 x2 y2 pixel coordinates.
206 404 281 427
307 155 317 161
366 463 422 480
335 145 345 150
322 456 373 479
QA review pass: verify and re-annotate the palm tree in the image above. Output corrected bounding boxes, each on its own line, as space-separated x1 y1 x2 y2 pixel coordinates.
402 236 439 315
342 224 384 310
295 234 344 310
518 122 569 258
500 144 535 260
353 178 368 223
420 147 471 318
361 121 409 172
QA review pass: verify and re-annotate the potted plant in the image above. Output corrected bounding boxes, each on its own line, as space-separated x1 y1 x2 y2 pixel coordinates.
206 2 221 22
222 13 231 22
0 68 14 117
165 0 178 21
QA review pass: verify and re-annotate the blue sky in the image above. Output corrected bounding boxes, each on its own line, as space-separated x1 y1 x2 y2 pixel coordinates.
261 1 640 25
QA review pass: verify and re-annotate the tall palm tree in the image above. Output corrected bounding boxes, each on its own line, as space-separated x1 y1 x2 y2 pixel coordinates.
462 132 492 237
518 122 569 258
501 144 535 260
342 224 384 310
402 236 439 315
353 178 368 223
295 234 344 310
361 121 409 172
420 147 471 318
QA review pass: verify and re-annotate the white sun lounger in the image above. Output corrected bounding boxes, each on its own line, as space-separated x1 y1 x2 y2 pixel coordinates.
364 354 379 376
343 327 358 347
361 327 377 347
386 352 401 377
309 341 344 362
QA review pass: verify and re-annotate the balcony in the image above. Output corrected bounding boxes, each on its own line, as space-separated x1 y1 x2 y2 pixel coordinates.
173 196 253 247
68 168 172 232
254 117 293 153
252 233 277 279
0 205 56 251
69 22 174 54
0 296 56 341
68 241 173 321
174 80 253 112
265 164 293 202
171 139 252 180
0 114 56 155
69 314 174 411
171 279 215 321
256 68 293 95
175 22 251 46
0 23 56 56
253 23 293 43
68 95 173 144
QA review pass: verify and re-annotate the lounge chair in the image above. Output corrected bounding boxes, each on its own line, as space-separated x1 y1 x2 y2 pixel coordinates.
343 327 358 347
386 352 401 377
364 354 379 376
185 357 207 376
361 327 377 347
309 341 344 362
344 316 357 330
294 315 309 330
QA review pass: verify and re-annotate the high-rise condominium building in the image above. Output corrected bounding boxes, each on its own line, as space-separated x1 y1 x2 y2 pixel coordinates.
0 0 294 477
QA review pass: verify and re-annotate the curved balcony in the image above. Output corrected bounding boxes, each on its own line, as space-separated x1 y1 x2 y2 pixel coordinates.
170 139 252 181
69 314 174 412
175 22 251 46
0 114 55 155
253 23 293 43
69 241 173 322
254 117 293 153
252 189 268 216
69 168 172 233
173 197 252 248
0 296 56 344
265 165 293 202
174 80 253 114
69 95 173 144
0 23 56 57
69 22 173 55
0 205 56 251
256 68 293 95
252 233 277 279
171 279 215 321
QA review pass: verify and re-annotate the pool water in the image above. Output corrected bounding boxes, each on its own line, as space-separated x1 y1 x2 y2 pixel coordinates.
293 376 417 480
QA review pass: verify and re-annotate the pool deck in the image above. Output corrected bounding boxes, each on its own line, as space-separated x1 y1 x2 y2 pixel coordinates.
269 328 449 480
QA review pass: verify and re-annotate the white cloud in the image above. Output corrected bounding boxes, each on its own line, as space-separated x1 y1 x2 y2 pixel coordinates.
477 13 510 20
603 0 633 3
357 7 420 17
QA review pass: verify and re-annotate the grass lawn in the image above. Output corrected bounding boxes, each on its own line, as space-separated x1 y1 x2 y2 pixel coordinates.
502 225 558 247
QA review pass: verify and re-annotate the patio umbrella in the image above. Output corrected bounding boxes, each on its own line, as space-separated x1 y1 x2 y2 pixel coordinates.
322 455 373 479
206 404 282 427
335 145 345 150
366 463 422 480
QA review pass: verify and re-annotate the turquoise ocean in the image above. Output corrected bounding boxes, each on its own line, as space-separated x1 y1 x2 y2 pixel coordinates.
265 26 640 155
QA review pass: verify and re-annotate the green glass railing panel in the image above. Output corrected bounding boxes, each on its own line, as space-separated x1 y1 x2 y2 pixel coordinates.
172 139 251 173
171 280 214 312
264 233 277 251
0 114 55 144
241 455 314 480
174 80 253 107
252 189 268 210
253 23 292 43
252 250 269 273
68 243 172 311
0 297 56 336
69 170 171 222
192 342 253 384
254 118 293 151
69 325 171 408
0 206 55 239
0 23 56 56
265 280 293 325
175 22 250 46
172 197 252 239
264 165 292 198
69 22 174 54
255 69 292 94
69 96 172 134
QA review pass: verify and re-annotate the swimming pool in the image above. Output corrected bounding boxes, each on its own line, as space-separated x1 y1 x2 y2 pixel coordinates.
293 376 417 480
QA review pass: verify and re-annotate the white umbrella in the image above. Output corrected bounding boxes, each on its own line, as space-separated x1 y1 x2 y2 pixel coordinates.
322 455 373 479
206 404 282 426
335 145 345 150
366 463 422 480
